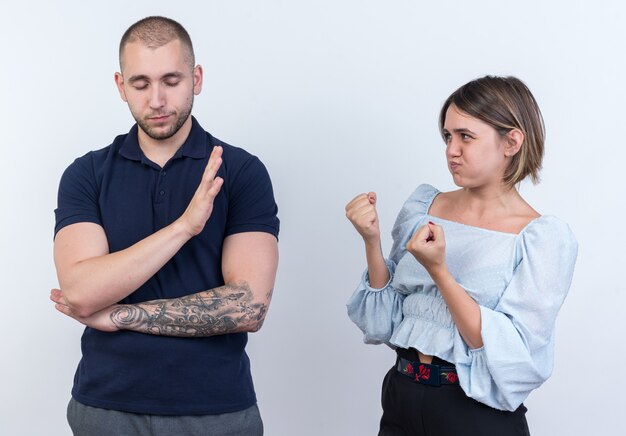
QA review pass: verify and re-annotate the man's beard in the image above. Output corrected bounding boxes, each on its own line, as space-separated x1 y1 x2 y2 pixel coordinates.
133 96 193 140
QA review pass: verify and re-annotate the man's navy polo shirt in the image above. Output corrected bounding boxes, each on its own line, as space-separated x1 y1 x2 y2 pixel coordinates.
54 117 279 415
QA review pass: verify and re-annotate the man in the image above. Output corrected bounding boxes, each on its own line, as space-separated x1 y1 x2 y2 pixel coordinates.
50 16 279 435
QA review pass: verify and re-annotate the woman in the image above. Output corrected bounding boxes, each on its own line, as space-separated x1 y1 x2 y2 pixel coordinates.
345 76 577 435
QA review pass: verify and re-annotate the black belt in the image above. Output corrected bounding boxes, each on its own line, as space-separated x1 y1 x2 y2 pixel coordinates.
396 357 459 386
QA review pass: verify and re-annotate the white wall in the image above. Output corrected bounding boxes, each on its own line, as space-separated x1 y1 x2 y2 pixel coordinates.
1 1 624 434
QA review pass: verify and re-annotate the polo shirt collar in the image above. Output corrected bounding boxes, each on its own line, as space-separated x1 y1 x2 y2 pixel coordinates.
118 116 208 162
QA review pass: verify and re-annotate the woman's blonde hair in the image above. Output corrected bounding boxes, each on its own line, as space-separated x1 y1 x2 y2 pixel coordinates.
439 76 545 186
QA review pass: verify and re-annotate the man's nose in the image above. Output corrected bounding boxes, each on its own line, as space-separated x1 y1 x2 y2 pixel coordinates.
149 84 165 109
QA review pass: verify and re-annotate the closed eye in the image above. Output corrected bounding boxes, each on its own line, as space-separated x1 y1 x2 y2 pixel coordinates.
162 72 184 87
129 78 149 90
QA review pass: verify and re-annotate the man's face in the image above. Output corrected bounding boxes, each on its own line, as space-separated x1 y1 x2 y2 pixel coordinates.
115 39 202 141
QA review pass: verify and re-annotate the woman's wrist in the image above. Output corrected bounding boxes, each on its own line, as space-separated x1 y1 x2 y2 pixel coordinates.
364 239 390 289
427 264 452 285
363 235 381 249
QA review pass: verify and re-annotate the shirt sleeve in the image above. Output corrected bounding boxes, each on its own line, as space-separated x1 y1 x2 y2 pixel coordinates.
54 154 102 237
452 216 578 411
346 259 405 344
224 155 279 238
346 184 438 344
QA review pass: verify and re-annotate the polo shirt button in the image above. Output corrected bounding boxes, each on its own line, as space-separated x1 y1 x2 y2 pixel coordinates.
160 190 165 196
161 171 166 176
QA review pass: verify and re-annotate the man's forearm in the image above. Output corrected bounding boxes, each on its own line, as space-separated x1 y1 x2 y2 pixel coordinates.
56 220 193 317
51 232 279 336
55 146 224 318
110 282 272 336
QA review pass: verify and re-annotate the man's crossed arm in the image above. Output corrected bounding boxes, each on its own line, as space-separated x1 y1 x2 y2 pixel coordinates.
51 145 279 336
51 231 278 336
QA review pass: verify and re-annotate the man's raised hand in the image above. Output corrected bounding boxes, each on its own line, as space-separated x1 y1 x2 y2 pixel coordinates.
178 145 224 237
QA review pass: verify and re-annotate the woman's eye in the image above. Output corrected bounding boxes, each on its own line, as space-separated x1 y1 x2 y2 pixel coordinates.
461 133 472 140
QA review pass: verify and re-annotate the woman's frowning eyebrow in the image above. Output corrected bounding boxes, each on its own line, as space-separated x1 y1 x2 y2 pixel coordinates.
442 128 479 136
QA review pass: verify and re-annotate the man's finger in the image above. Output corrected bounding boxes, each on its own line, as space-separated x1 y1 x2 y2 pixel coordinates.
198 146 223 193
50 288 65 305
206 177 224 200
54 303 78 320
201 160 222 193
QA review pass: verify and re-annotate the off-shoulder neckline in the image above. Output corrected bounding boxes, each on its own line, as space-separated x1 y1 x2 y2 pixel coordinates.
422 185 544 237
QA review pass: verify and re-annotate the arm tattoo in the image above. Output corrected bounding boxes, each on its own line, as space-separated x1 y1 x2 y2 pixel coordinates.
110 282 270 337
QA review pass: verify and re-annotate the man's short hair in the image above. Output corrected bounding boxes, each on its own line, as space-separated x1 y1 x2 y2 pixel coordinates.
119 16 195 71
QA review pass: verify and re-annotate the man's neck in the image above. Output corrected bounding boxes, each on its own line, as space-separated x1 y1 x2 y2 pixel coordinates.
137 117 193 168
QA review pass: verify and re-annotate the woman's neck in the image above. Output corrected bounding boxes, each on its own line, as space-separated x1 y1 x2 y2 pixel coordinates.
454 185 521 218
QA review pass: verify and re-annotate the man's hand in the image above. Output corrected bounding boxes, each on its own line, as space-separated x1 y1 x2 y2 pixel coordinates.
50 231 278 338
177 145 224 237
50 289 120 332
54 145 225 318
345 192 381 244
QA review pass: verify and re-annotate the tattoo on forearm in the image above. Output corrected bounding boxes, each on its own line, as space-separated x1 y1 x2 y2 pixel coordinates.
109 282 270 337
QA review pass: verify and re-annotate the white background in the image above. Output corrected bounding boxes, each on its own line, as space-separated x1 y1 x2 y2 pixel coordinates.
1 1 625 435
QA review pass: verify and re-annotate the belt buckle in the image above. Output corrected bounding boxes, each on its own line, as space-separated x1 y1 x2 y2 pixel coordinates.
398 359 441 387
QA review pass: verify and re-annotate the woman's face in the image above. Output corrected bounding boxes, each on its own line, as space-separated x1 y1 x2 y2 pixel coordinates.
442 104 509 189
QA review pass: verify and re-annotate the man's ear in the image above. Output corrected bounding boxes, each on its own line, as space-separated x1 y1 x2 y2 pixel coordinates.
193 65 203 95
504 129 524 157
114 72 128 102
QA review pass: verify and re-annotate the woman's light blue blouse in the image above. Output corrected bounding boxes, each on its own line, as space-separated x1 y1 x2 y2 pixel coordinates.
347 184 578 411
